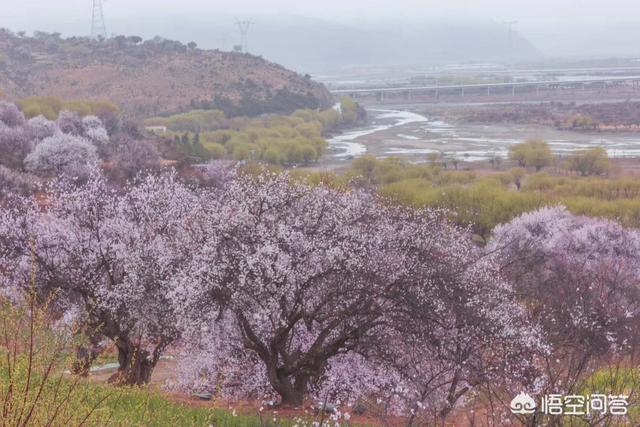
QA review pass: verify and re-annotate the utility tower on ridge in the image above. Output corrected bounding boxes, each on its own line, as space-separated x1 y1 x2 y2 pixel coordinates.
235 20 253 53
91 0 107 39
502 20 518 57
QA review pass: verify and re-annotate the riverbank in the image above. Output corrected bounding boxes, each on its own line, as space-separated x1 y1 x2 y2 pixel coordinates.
317 104 640 169
419 101 640 132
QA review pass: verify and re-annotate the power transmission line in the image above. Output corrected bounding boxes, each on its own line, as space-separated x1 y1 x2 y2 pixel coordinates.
235 20 253 52
91 0 107 39
502 20 518 58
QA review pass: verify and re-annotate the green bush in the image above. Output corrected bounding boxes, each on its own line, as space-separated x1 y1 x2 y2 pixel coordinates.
347 157 640 240
17 96 120 119
560 366 640 426
148 100 363 165
0 296 367 427
144 110 226 132
565 147 611 176
509 139 553 171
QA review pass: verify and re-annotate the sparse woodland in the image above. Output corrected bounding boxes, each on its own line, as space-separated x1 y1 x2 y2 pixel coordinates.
0 93 640 426
0 27 640 425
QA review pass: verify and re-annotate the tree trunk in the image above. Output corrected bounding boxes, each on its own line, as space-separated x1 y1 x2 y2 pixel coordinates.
70 344 101 377
108 341 156 386
70 332 105 377
279 388 305 408
269 369 308 408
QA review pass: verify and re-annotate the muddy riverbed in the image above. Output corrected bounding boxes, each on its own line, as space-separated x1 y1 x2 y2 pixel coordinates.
319 104 640 169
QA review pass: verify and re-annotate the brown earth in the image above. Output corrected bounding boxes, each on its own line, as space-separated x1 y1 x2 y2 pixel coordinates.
0 30 333 118
419 99 640 131
87 354 407 427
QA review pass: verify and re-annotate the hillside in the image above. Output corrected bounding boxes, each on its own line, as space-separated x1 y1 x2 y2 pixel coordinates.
0 29 333 118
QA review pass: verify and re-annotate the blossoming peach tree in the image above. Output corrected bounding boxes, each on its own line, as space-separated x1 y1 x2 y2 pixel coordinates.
170 171 544 417
0 163 548 420
488 207 640 399
0 171 200 384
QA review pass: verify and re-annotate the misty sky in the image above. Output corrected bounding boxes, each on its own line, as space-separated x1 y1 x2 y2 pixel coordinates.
4 0 638 25
2 0 640 58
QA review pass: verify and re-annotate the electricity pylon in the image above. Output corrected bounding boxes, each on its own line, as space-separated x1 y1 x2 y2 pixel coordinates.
236 20 253 52
502 20 518 57
91 0 107 39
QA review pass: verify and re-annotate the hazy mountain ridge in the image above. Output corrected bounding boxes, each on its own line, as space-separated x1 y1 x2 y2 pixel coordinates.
0 29 333 118
248 17 542 72
115 15 541 73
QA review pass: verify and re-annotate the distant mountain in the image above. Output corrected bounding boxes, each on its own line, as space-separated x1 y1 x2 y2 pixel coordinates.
104 15 541 73
244 17 542 72
533 23 640 58
0 29 333 118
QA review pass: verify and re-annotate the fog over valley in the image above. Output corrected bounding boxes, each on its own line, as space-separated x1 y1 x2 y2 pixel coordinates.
3 1 640 425
3 0 640 73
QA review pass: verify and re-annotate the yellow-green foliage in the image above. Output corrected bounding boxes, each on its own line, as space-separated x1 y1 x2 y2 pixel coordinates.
340 97 360 126
522 174 640 199
289 169 351 190
237 161 284 177
144 109 226 132
348 157 640 240
380 177 545 240
18 96 120 119
565 147 611 176
562 366 640 426
0 298 368 427
565 113 596 130
155 109 335 166
147 99 359 165
509 139 554 171
0 296 214 427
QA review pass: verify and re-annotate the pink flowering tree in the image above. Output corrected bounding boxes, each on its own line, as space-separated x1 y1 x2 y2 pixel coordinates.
55 110 83 136
358 210 545 424
0 102 33 170
111 140 162 181
0 101 26 128
27 115 58 141
488 207 640 398
172 173 403 406
0 170 199 384
23 133 99 178
171 172 543 412
0 165 37 202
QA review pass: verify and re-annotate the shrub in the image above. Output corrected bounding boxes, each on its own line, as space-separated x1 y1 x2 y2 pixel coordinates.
0 294 110 426
0 100 26 127
508 139 554 170
112 139 162 180
0 166 37 200
0 126 34 169
18 96 120 121
149 106 341 165
565 147 611 176
23 133 98 178
27 115 58 141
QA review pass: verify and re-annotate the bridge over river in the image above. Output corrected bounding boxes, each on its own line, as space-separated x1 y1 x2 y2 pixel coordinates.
331 76 640 103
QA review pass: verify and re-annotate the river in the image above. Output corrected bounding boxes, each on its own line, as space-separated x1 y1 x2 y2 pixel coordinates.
325 108 640 166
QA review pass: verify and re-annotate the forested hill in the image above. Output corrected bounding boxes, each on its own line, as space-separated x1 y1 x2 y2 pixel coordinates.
0 29 333 118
